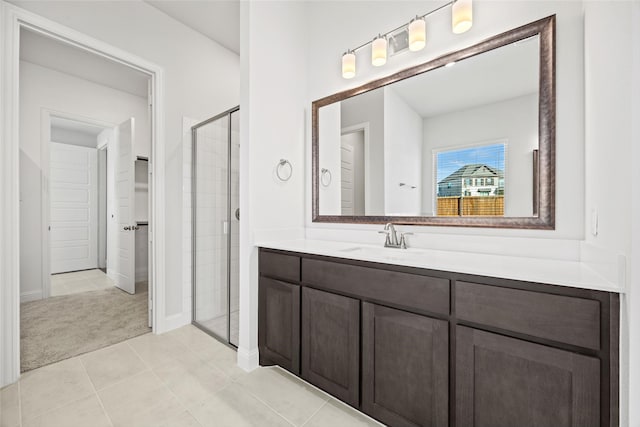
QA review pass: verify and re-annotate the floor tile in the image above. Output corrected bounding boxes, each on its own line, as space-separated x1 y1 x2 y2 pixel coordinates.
22 395 111 427
98 371 184 427
189 383 293 427
128 331 201 368
20 358 94 421
208 345 247 380
80 341 148 390
49 269 115 297
0 383 20 427
237 367 328 426
166 325 228 358
158 410 202 427
303 399 382 427
153 356 230 407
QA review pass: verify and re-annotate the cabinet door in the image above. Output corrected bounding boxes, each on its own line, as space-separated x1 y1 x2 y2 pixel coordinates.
258 278 300 374
301 287 360 407
362 303 448 427
456 326 600 427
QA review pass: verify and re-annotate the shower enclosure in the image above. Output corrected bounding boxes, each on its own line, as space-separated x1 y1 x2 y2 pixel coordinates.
191 106 240 347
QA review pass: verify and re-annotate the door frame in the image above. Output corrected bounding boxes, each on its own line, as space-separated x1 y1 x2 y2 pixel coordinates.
0 2 167 386
41 110 116 300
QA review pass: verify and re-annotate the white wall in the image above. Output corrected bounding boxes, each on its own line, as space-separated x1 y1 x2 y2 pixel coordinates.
239 0 307 369
12 0 240 325
50 127 97 149
19 61 149 301
423 94 537 217
341 88 385 215
583 2 637 426
384 86 422 216
305 1 585 257
631 4 640 427
318 103 342 215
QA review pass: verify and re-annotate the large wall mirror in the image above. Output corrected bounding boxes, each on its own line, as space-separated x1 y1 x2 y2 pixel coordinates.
312 16 555 228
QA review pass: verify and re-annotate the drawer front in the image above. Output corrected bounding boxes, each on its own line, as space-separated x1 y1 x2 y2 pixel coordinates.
302 258 450 315
456 281 600 350
259 250 300 282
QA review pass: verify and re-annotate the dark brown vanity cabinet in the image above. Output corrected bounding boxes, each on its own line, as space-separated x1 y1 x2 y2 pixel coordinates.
301 287 360 407
362 303 449 427
258 248 619 427
258 277 300 374
456 326 600 427
257 251 301 374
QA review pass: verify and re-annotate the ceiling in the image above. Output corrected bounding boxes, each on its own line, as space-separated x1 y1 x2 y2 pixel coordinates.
51 116 106 136
20 28 150 98
392 35 540 118
145 0 240 54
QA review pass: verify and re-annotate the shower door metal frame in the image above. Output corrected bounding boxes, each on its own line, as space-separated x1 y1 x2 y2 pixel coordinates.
191 105 240 348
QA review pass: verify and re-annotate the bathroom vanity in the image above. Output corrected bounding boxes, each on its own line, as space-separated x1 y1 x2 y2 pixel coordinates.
266 12 621 427
257 243 620 427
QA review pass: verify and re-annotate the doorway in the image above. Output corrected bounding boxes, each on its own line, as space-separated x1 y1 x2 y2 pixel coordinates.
0 8 165 381
19 110 153 372
191 106 240 347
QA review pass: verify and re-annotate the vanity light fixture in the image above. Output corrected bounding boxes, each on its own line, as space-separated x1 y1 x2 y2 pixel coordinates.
340 0 472 78
408 17 426 51
452 0 473 34
371 35 388 66
342 50 356 79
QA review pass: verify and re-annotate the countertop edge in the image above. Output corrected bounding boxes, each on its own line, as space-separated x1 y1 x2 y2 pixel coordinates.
256 239 624 294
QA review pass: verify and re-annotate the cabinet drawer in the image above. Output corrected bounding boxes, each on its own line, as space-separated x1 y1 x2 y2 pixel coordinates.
302 258 449 315
259 250 300 282
456 281 600 350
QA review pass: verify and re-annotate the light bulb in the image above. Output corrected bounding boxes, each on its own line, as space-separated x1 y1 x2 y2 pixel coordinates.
452 0 473 34
342 51 356 79
371 35 387 67
408 17 426 51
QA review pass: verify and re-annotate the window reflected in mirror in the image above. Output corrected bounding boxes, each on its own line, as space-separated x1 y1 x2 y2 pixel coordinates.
435 142 505 216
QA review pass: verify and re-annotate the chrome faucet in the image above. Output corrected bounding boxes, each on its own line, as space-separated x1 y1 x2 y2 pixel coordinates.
379 223 412 249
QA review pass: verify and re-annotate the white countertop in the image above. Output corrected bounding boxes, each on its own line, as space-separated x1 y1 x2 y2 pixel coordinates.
256 239 623 293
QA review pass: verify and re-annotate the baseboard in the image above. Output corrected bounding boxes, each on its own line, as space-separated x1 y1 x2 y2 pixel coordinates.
135 271 148 282
20 290 42 303
237 346 259 372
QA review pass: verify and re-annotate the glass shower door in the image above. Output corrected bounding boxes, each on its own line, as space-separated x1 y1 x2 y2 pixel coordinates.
192 107 239 346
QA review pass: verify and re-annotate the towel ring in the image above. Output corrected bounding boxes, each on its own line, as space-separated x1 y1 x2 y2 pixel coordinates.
276 159 293 181
321 168 332 187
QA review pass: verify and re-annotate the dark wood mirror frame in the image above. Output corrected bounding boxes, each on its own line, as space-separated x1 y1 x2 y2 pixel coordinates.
312 15 555 229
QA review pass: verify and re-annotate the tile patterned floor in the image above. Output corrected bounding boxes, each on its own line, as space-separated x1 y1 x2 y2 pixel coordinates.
50 269 115 297
0 325 382 427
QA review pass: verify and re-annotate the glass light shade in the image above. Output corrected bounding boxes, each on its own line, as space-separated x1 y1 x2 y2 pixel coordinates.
408 18 426 51
452 0 473 34
371 36 387 67
342 52 356 79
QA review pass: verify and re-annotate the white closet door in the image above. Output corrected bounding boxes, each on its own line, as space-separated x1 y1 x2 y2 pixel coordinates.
50 143 98 274
340 143 355 215
107 118 136 294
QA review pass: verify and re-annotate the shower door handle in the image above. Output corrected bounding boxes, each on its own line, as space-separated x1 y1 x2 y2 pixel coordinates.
235 208 240 221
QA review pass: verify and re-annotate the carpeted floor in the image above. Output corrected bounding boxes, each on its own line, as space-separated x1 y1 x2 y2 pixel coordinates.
20 287 151 372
